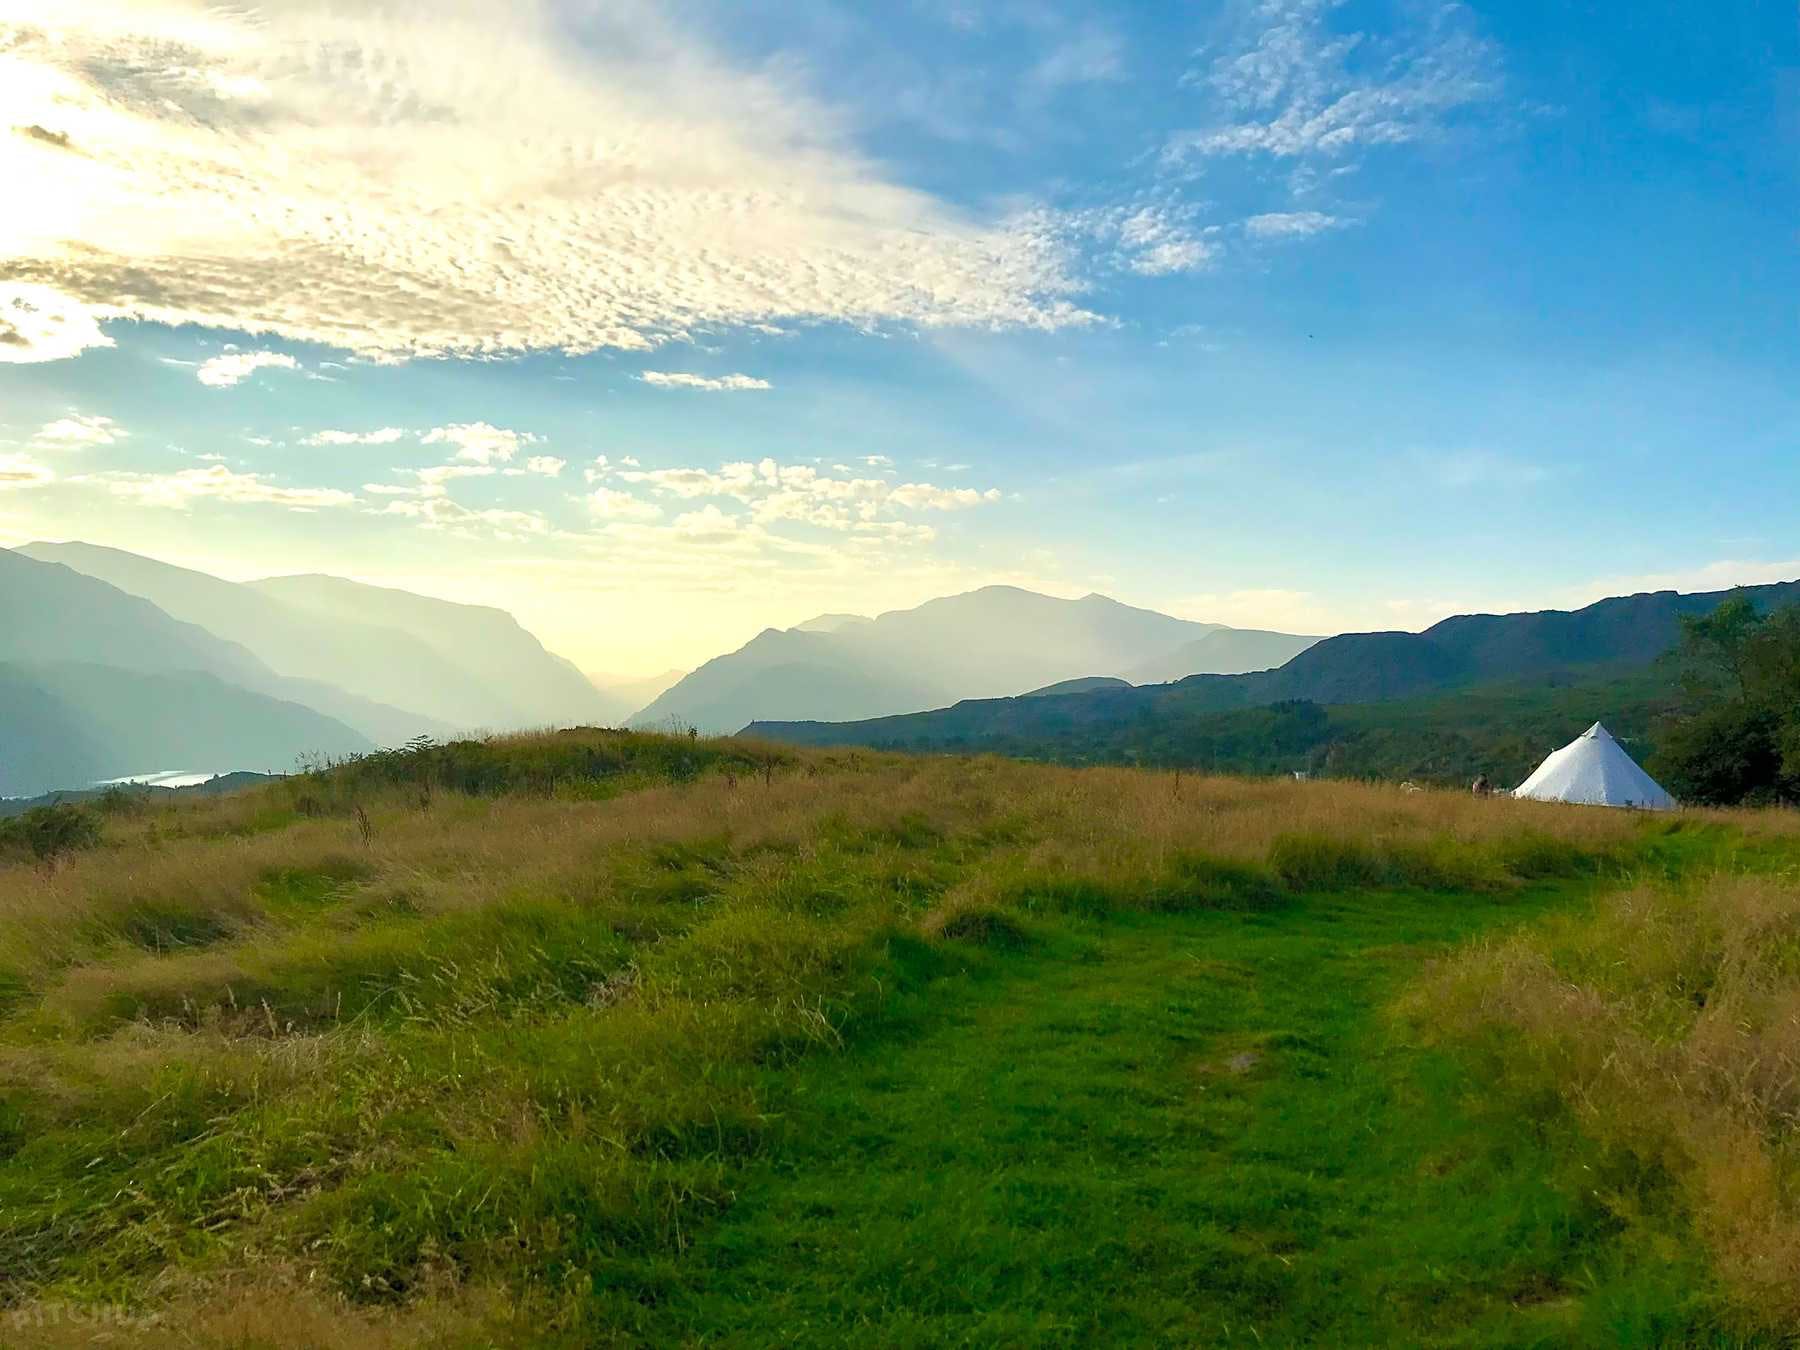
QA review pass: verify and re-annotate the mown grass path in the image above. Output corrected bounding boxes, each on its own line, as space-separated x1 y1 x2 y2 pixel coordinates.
629 888 1707 1346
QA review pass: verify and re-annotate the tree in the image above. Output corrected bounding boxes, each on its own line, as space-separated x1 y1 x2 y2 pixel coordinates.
1654 596 1800 805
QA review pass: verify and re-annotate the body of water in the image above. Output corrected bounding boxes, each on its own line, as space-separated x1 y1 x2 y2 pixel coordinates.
93 770 226 790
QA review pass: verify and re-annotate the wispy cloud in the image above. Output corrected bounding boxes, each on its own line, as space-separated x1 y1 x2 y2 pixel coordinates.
1243 210 1346 239
196 351 299 389
1167 0 1500 165
0 1 1094 365
587 487 663 522
0 453 55 490
638 372 773 392
303 428 407 446
1052 203 1219 277
607 456 1001 532
0 283 111 364
78 465 357 511
422 423 538 465
33 413 122 449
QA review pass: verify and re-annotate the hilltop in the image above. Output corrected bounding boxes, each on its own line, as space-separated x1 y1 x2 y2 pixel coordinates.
1 730 1797 1342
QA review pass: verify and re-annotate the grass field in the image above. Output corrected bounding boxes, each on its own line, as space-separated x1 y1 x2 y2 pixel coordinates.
1 730 1796 1345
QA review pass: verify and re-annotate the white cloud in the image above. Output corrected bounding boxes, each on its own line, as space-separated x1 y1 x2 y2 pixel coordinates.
422 423 537 465
0 2 1093 365
303 428 407 446
586 487 664 522
0 452 55 490
1027 29 1125 93
606 456 1002 531
522 456 566 478
0 283 112 364
1058 204 1218 276
1168 0 1499 165
888 483 1003 511
638 372 773 392
33 413 122 449
195 350 299 388
378 496 549 537
1243 210 1345 239
80 465 357 511
671 504 743 539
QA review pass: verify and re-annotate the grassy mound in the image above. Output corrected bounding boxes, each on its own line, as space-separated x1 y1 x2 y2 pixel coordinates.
0 727 1787 1343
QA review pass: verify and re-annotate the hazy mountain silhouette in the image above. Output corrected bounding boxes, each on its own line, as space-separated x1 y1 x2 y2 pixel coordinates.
0 661 370 797
1120 629 1321 684
633 586 1309 733
20 542 493 734
13 545 452 744
250 574 606 729
1 547 268 684
750 581 1800 750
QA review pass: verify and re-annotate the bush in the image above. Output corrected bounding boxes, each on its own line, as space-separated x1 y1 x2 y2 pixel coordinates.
0 803 102 864
1654 702 1794 806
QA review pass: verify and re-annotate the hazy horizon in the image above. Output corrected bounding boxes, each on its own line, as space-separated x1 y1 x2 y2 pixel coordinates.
3 2 1795 673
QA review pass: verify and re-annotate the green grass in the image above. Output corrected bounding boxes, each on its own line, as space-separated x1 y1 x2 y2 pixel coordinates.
0 736 1790 1344
594 888 1714 1346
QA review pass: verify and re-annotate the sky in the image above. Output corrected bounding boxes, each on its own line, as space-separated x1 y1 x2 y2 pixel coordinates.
1 0 1796 677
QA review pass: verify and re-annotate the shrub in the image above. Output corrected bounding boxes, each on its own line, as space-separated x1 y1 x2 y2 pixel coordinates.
0 803 102 864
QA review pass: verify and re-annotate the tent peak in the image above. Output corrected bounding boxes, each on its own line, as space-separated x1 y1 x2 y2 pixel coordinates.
1581 722 1614 741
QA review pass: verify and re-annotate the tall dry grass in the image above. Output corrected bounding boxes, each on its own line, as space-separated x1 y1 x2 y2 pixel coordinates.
1 754 1651 1002
0 734 1731 1334
1411 869 1800 1331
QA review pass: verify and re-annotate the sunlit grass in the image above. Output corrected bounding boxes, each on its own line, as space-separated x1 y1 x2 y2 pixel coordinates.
0 726 1789 1342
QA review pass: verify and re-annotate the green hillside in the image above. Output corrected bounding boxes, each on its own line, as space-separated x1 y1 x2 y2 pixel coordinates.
763 669 1684 788
751 580 1800 766
2 732 1798 1343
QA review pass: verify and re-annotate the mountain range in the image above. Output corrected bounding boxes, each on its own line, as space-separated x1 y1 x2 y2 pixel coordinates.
0 543 615 796
14 534 1783 801
749 579 1800 753
1 542 1315 797
631 587 1318 733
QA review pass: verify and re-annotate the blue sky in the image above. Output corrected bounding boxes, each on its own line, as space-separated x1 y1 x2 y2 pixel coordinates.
1 0 1795 673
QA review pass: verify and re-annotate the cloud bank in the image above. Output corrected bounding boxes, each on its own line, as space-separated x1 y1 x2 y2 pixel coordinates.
0 0 1093 365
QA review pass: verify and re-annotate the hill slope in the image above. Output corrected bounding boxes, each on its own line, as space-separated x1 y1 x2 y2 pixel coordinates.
251 573 607 729
0 662 371 797
633 586 1312 733
0 736 1775 1340
20 543 474 735
5 546 447 747
1121 628 1320 683
0 546 269 685
750 580 1800 757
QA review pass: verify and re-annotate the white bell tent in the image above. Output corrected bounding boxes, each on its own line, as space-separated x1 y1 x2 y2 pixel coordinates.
1512 722 1675 810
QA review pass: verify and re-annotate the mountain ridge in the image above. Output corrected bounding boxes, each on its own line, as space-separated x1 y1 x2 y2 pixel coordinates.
633 585 1307 734
747 580 1800 750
